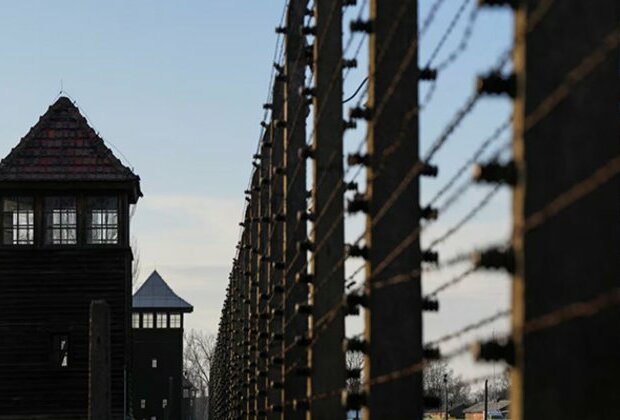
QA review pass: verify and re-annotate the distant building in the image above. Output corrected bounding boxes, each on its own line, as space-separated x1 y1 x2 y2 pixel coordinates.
132 271 193 420
463 400 510 419
0 97 141 418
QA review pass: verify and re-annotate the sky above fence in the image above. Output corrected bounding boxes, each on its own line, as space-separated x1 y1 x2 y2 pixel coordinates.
0 0 514 381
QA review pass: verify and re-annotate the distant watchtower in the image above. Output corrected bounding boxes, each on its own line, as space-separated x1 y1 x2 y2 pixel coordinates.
0 97 141 418
132 271 193 420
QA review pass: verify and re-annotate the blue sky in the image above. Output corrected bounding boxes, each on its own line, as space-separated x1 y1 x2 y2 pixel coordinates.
0 1 515 381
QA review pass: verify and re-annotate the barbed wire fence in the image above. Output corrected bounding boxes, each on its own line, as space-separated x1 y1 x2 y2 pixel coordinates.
209 0 620 419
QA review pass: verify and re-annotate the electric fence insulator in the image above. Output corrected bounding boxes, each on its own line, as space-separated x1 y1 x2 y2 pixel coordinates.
275 26 286 34
299 86 317 97
349 106 373 121
238 222 245 227
252 161 260 169
346 244 369 259
422 297 440 312
472 338 515 365
270 381 284 389
423 347 441 360
298 145 315 160
472 247 515 273
244 196 250 203
341 391 367 410
345 181 358 191
295 272 314 284
274 119 287 128
301 26 317 36
347 153 370 167
477 72 517 98
295 366 312 377
263 103 273 110
293 399 310 411
275 72 287 83
304 45 314 63
420 162 439 177
297 239 315 253
271 356 284 365
342 293 368 315
478 0 518 9
347 193 369 214
272 262 285 272
273 213 286 222
343 119 357 130
273 63 284 73
295 335 312 347
295 303 313 315
350 19 373 33
422 249 439 264
346 368 361 379
244 189 251 195
473 160 517 185
343 58 358 69
253 153 261 160
419 67 438 81
343 337 368 353
420 205 439 220
270 405 283 413
296 210 316 222
304 8 314 16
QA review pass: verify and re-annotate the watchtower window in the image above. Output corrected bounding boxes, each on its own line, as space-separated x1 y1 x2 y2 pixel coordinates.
2 197 34 245
86 197 118 244
156 313 167 328
169 313 181 328
132 313 140 328
142 313 153 328
45 197 77 245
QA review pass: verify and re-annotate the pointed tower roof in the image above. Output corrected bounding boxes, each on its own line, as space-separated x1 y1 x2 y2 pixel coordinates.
133 271 193 312
0 96 141 200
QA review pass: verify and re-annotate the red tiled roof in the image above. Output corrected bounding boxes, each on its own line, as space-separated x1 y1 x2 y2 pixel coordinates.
0 97 140 183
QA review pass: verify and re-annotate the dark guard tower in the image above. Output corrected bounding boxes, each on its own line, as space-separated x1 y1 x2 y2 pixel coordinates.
132 271 193 420
0 97 141 418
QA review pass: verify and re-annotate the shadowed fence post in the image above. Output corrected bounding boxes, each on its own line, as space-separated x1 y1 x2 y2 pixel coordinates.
364 0 423 418
284 0 310 418
511 2 620 419
256 128 272 418
268 80 286 419
249 170 261 418
89 300 111 420
309 0 346 418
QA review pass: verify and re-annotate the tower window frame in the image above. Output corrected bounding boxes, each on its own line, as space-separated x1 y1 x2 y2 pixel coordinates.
2 196 35 245
44 197 77 245
132 313 140 329
142 313 153 329
156 313 167 328
86 197 119 245
169 313 181 328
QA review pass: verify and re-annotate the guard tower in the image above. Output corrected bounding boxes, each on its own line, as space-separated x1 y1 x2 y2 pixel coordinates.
132 270 193 420
0 97 141 418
